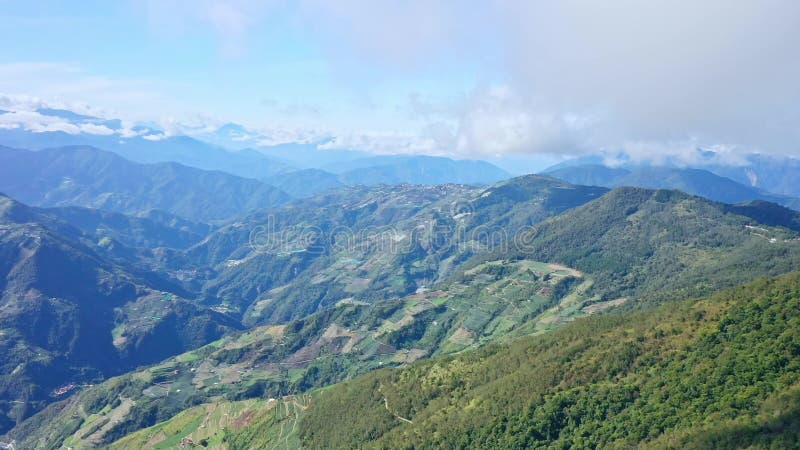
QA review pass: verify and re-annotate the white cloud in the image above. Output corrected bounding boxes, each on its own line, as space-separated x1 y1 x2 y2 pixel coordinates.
118 120 145 138
142 133 169 141
494 1 800 155
0 90 74 112
0 110 74 133
395 86 584 157
0 109 122 136
37 122 81 134
79 123 116 136
608 141 754 167
0 95 143 138
8 1 800 163
454 86 578 156
319 130 447 156
287 1 800 160
0 64 179 121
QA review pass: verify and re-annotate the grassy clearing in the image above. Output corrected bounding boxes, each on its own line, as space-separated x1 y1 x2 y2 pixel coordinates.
107 399 270 450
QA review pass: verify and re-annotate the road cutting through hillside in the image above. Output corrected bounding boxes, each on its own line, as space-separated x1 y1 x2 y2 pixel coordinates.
379 384 413 424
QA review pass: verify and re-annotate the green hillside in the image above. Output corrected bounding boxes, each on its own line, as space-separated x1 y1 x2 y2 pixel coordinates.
545 164 800 210
3 13 800 449
185 177 607 324
0 145 291 223
8 184 800 448
258 271 800 449
5 181 800 447
108 396 311 450
0 195 239 434
503 187 800 305
5 259 596 448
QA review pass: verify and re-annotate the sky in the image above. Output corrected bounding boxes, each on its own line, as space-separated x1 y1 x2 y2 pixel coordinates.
1 0 799 166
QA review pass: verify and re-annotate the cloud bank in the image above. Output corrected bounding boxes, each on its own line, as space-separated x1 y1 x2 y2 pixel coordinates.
9 1 800 162
299 0 800 160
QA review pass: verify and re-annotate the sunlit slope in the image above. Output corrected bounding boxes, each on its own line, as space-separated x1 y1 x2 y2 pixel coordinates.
285 272 800 449
6 259 595 448
185 176 607 324
0 195 238 435
502 187 800 305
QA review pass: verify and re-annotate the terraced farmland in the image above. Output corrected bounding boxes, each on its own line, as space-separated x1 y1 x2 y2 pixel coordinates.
13 260 607 448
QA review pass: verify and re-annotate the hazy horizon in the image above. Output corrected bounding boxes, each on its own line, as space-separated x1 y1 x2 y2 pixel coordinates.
1 0 799 170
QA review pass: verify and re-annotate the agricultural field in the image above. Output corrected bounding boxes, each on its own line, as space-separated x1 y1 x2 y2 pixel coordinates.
106 396 311 450
112 292 181 348
20 260 606 449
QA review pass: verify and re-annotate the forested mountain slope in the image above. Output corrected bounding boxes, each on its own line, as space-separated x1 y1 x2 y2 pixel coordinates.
4 258 596 448
331 155 511 186
174 176 608 324
242 271 800 449
263 155 512 198
42 205 212 250
0 119 296 181
502 187 800 305
9 187 800 447
0 145 290 223
545 164 800 210
5 180 800 447
0 195 239 434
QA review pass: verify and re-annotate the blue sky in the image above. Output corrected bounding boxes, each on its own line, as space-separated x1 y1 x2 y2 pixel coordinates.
1 0 798 166
0 1 488 129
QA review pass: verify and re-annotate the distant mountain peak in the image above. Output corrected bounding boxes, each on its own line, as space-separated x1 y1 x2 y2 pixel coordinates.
35 107 101 123
545 163 800 211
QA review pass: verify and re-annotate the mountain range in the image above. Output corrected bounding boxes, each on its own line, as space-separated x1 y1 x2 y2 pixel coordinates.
0 145 291 223
0 171 601 436
176 175 607 325
2 104 800 448
4 173 800 445
545 164 800 210
0 108 511 197
0 194 240 433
